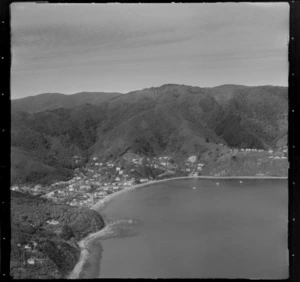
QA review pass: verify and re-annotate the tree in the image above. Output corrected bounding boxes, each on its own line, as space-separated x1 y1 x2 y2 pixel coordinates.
60 225 74 240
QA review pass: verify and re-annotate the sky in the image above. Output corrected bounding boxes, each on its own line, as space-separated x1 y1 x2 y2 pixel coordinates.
11 2 289 99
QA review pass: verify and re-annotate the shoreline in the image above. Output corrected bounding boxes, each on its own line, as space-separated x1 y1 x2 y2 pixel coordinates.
68 175 287 279
91 175 288 211
67 225 113 279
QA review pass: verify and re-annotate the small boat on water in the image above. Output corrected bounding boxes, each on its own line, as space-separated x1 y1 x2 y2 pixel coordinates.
239 180 243 184
216 182 220 186
192 187 196 189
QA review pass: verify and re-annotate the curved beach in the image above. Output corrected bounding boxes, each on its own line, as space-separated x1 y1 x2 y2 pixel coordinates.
67 224 114 279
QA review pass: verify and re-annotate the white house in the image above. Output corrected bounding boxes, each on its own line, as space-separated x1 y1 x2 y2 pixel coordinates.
27 258 35 265
47 220 59 225
24 244 31 250
187 156 197 163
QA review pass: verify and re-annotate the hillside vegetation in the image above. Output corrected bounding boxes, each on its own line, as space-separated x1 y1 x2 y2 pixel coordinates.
11 91 121 113
11 84 288 185
10 191 105 279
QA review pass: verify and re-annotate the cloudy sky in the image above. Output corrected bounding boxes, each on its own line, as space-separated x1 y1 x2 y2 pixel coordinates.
11 3 289 99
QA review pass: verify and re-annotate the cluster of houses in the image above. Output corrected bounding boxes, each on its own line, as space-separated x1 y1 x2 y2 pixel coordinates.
11 146 288 208
11 154 205 207
15 241 44 266
240 148 264 152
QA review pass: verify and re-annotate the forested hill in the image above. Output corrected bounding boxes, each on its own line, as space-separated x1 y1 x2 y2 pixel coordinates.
10 191 105 279
11 84 288 185
11 91 121 113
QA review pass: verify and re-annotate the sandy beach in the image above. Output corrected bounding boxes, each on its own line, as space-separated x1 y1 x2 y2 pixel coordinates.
68 175 287 279
67 224 114 279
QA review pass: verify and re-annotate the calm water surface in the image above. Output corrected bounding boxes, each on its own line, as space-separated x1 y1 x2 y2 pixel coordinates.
83 179 288 279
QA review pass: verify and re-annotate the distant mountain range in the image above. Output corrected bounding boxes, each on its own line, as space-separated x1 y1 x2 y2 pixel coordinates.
11 84 288 185
12 91 122 113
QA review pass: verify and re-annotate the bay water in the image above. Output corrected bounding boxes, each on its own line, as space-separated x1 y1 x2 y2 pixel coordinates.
81 179 288 279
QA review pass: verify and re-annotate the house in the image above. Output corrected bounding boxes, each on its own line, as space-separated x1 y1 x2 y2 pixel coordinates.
115 177 121 181
27 258 35 265
140 179 148 183
93 157 98 161
268 149 273 153
116 167 121 171
187 156 197 163
24 244 31 250
119 170 123 175
47 220 59 225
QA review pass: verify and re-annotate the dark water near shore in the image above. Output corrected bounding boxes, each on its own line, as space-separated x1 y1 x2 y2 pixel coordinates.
82 179 288 279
